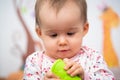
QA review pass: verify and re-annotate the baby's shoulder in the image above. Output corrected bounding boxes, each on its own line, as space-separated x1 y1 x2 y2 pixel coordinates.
82 46 99 53
81 46 101 56
81 46 103 62
26 51 44 61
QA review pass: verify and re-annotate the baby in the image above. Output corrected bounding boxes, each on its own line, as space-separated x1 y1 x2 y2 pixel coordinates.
23 0 114 80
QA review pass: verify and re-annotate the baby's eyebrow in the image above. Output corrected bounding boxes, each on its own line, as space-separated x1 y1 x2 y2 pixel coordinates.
67 27 79 31
45 29 56 32
69 27 78 29
44 30 58 34
44 26 79 33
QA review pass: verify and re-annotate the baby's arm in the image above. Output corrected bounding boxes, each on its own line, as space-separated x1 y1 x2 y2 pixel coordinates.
85 52 115 80
23 53 41 80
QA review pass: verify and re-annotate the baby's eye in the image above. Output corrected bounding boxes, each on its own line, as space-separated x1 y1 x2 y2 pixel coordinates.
67 32 75 36
50 33 57 38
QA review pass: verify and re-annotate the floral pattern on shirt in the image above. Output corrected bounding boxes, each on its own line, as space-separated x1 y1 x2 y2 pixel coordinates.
23 46 115 80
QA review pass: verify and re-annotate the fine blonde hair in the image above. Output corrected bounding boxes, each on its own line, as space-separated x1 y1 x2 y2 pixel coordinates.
35 0 87 26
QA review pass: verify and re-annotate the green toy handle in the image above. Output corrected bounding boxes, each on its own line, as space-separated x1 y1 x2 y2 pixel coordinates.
51 59 81 80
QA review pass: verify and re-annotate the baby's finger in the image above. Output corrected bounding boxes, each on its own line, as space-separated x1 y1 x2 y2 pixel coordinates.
63 58 74 70
71 67 83 76
45 71 58 78
67 63 80 74
44 76 60 80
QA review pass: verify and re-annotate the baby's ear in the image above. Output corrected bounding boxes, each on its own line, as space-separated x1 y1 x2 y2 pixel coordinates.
83 22 89 37
36 25 41 37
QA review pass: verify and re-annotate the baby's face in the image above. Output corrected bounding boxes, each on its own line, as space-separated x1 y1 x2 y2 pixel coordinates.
37 1 88 59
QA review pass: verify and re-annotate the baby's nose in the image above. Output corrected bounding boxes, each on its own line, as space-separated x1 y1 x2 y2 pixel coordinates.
58 36 68 46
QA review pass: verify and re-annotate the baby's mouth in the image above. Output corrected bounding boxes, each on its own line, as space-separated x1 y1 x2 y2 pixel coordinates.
58 49 70 53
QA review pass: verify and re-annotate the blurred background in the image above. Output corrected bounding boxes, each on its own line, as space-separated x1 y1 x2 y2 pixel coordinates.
0 0 120 80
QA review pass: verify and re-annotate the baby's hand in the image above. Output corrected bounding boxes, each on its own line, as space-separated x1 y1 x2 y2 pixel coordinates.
44 71 60 80
63 58 84 80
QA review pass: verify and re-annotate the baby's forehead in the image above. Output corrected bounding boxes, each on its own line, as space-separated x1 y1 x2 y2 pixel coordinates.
39 1 81 19
39 1 82 30
35 0 87 27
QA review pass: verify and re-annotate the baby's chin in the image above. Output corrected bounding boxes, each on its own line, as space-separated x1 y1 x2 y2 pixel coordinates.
55 54 76 60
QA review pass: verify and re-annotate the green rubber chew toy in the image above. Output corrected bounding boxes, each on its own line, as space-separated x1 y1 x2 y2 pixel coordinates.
51 59 81 80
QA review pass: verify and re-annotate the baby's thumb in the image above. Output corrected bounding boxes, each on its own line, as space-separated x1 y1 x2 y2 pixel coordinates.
63 58 69 63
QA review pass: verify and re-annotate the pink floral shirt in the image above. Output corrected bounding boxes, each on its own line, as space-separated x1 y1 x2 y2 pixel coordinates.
23 46 115 80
